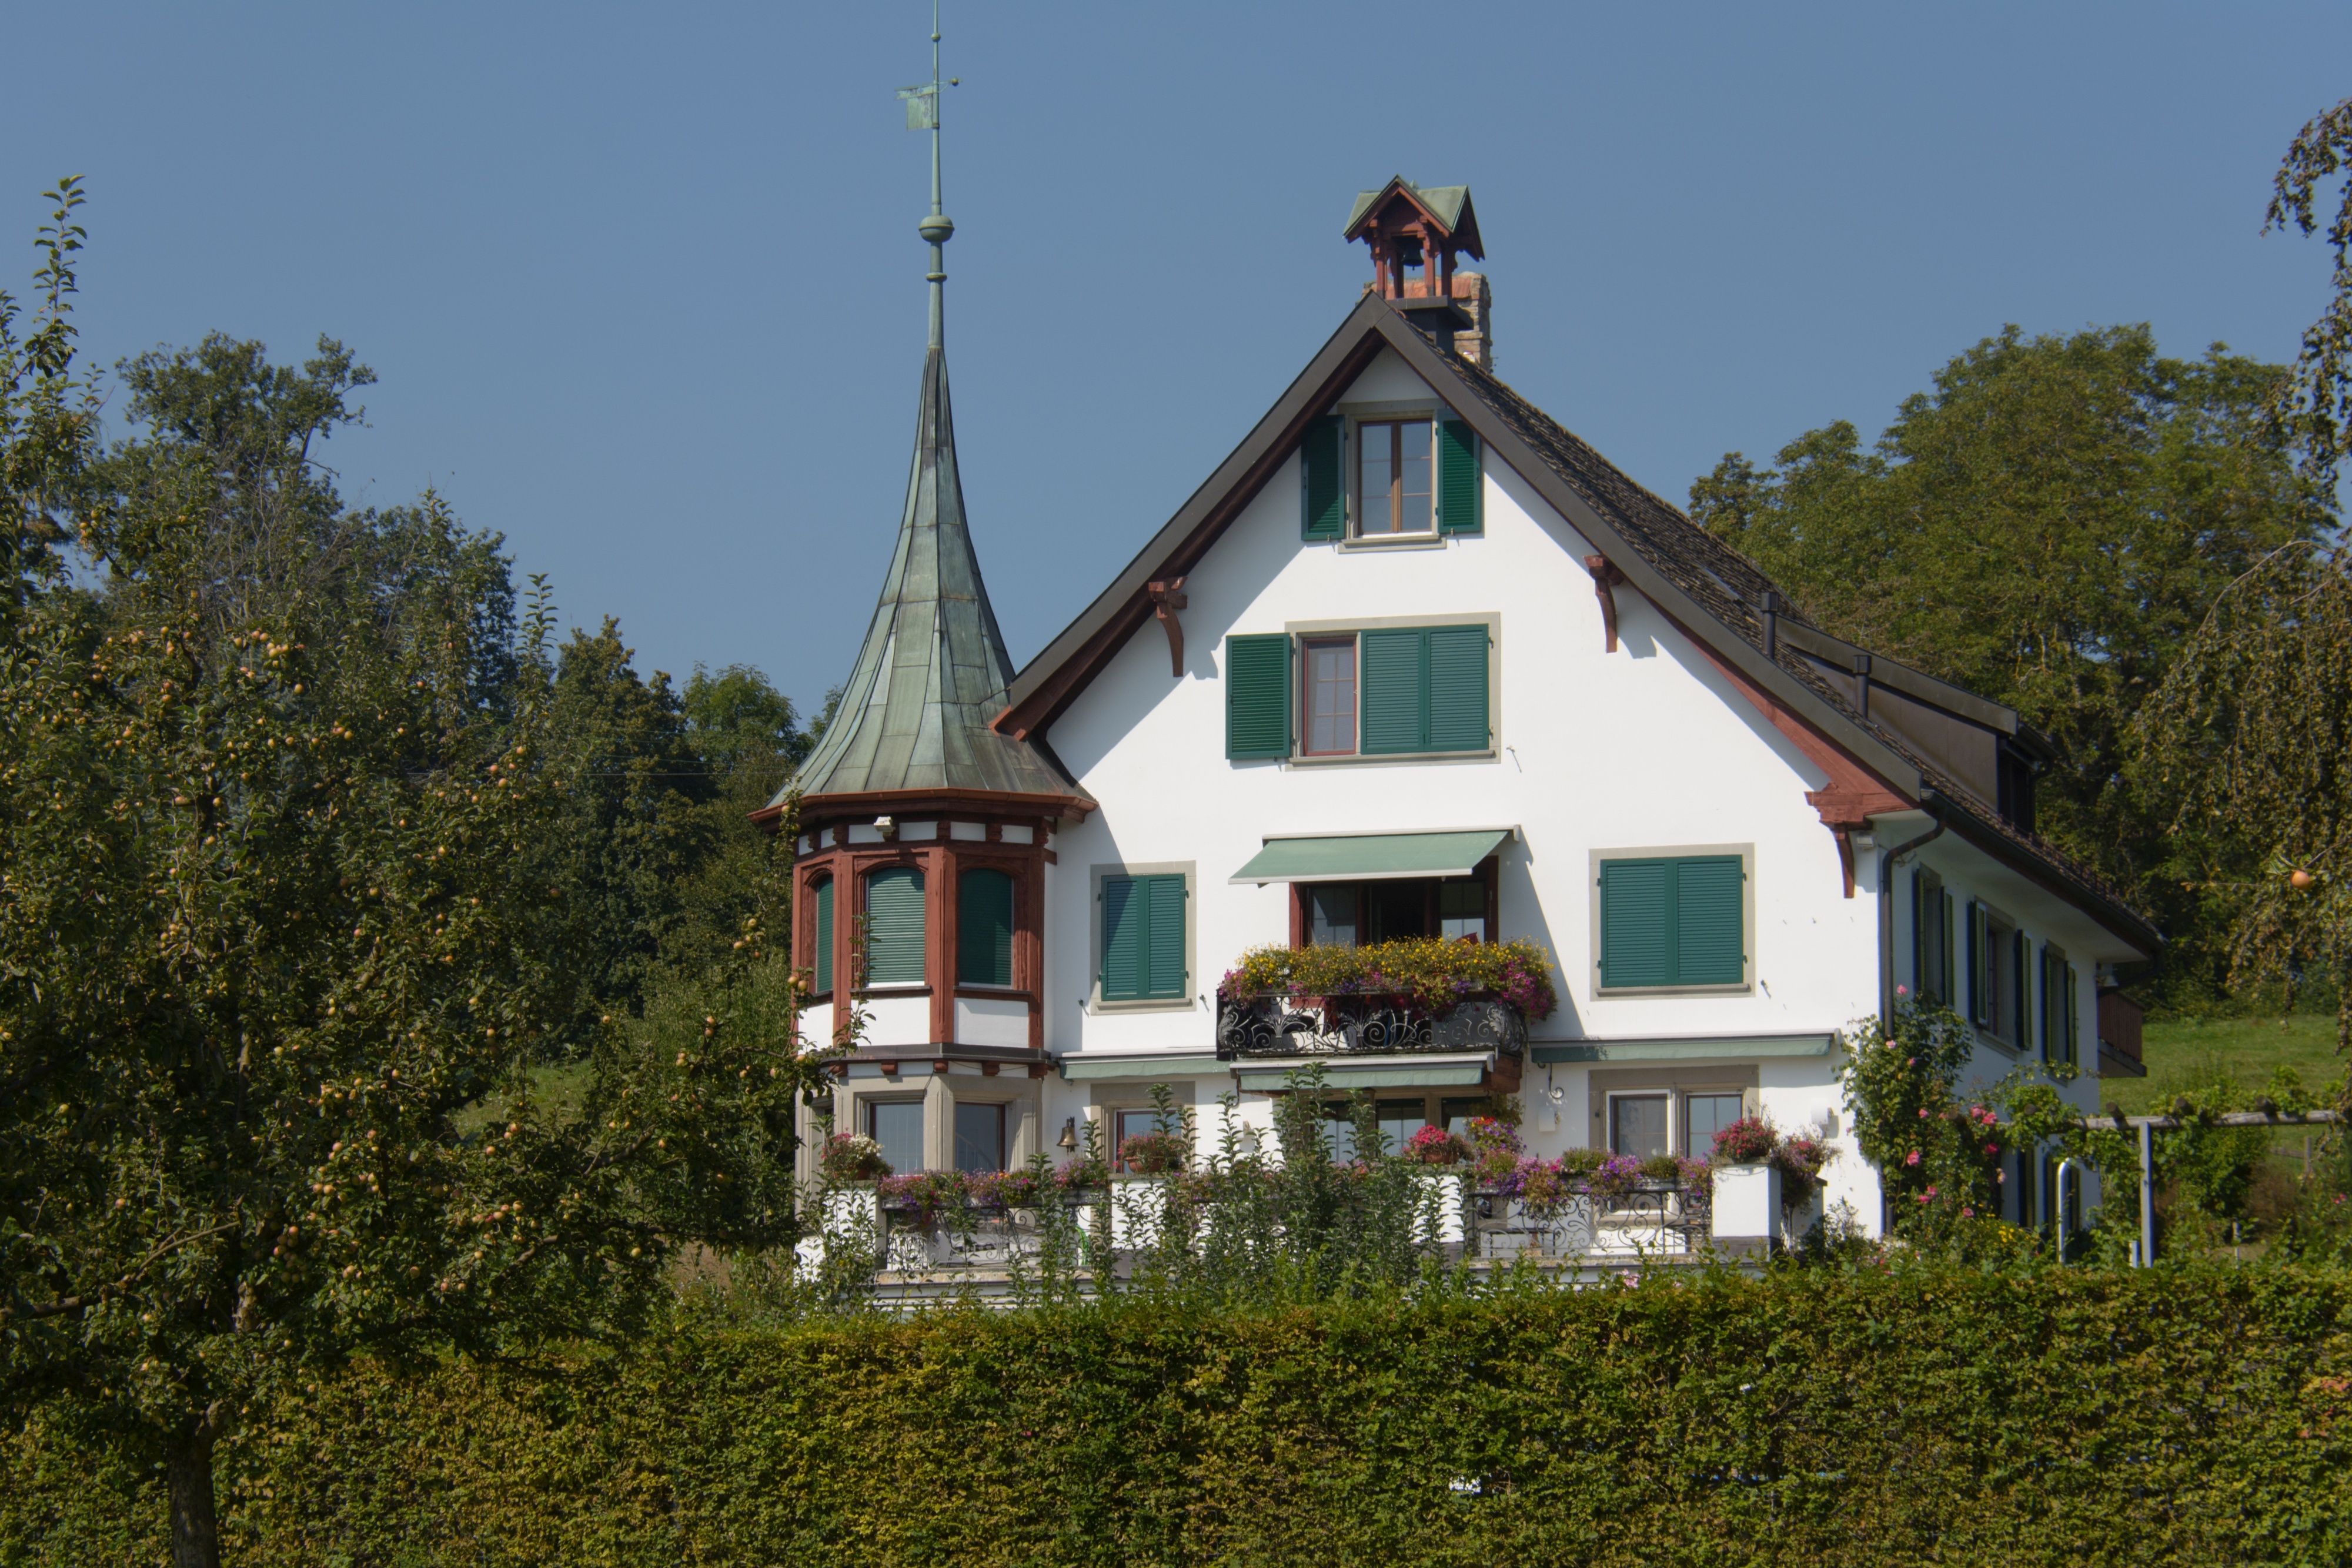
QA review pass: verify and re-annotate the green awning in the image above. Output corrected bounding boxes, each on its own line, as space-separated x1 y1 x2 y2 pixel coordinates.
1229 828 1514 885
1531 1035 1835 1065
1058 1054 1225 1082
1234 1061 1491 1092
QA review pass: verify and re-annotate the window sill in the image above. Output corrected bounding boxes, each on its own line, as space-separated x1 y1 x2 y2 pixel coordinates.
1088 995 1196 1015
1335 533 1449 552
954 985 1033 1002
1281 750 1495 770
1975 1032 2021 1058
1592 982 1753 999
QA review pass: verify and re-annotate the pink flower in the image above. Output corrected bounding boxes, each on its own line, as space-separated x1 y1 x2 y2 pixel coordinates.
1984 1144 1999 1156
1961 1208 1974 1218
1896 984 1909 998
1620 1271 1641 1288
1918 1108 1930 1119
1905 1151 1922 1167
1925 1186 1938 1198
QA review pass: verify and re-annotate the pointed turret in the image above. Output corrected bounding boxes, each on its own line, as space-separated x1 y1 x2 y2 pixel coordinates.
773 8 1085 1091
785 347 1078 800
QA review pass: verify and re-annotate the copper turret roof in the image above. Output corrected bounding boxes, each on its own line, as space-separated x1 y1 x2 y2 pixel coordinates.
774 343 1085 809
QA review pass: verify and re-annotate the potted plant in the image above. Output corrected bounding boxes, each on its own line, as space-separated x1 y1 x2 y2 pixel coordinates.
1404 1125 1469 1166
820 1132 890 1183
1118 1130 1191 1175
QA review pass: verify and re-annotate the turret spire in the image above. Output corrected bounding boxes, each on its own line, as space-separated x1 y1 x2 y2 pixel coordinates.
776 9 1082 811
904 1 955 350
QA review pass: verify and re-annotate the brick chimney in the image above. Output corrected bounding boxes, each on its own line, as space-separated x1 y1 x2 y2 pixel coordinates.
1344 179 1494 369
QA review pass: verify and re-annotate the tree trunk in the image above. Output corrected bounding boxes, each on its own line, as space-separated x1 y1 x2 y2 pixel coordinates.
167 1432 220 1568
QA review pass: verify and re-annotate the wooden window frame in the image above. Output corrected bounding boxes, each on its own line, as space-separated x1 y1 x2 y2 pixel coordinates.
1277 613 1501 767
1299 634 1360 758
1288 862 1501 952
1351 414 1437 539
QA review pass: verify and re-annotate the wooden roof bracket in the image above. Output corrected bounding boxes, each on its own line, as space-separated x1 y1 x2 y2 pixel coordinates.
1147 576 1188 677
1582 554 1628 652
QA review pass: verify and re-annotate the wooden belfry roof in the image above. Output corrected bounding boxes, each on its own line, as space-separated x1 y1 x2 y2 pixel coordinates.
777 343 1084 808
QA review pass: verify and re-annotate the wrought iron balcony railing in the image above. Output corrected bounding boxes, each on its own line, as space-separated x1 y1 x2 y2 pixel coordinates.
1214 991 1528 1059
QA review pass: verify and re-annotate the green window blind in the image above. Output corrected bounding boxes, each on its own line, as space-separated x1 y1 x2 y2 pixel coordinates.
1301 414 1345 540
1359 624 1491 755
1598 855 1746 988
1225 634 1292 760
864 867 926 985
1966 901 1990 1027
1101 873 1186 1001
1436 418 1482 535
2060 958 2079 1069
1359 628 1426 754
957 868 1014 987
812 877 834 994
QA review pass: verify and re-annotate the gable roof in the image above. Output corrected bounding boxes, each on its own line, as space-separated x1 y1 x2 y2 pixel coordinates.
993 292 2157 955
778 342 1087 809
1344 179 1481 249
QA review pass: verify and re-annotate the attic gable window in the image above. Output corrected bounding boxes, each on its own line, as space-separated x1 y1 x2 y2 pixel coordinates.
1358 419 1433 534
1298 412 1482 541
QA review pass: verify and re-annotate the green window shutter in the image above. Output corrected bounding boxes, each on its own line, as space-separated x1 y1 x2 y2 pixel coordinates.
1145 874 1187 999
1966 901 1986 1027
1359 627 1429 754
1942 892 1955 1009
1101 873 1183 1001
1598 859 1671 988
2012 931 2029 1044
1425 623 1489 752
1437 419 1482 535
813 877 835 994
1101 876 1144 1001
1301 414 1345 540
1225 634 1292 760
957 868 1015 987
864 867 926 985
1673 857 1745 985
1601 855 1744 988
2063 962 2080 1069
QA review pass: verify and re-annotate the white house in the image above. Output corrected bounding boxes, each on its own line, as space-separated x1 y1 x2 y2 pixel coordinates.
763 177 2157 1242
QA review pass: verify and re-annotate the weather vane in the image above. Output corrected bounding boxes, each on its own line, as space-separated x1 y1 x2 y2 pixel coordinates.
896 1 960 349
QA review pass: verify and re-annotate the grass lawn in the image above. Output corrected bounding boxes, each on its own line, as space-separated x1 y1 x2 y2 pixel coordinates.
2106 1012 2346 1114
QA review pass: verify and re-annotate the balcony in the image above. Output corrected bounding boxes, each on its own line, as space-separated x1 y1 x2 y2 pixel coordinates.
1211 937 1558 1065
1214 992 1527 1059
796 1173 1713 1299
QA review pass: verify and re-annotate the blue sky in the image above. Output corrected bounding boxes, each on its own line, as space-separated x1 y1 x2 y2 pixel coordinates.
4 2 2346 716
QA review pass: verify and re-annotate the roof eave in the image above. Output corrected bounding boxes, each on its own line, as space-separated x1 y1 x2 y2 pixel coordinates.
1924 788 2163 958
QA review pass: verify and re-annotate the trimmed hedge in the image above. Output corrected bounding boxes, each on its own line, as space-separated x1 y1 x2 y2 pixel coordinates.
9 1265 2352 1566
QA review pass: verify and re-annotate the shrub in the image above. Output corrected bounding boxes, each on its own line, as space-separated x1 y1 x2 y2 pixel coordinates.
1461 1116 1524 1182
12 1268 2350 1567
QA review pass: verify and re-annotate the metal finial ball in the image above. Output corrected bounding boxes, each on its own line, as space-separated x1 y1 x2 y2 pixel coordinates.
918 214 955 244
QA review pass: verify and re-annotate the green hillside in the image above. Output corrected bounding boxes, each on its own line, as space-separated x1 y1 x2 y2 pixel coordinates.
2107 1013 2346 1114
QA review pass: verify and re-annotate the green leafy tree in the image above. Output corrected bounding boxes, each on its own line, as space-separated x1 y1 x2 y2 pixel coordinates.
2131 544 2352 1047
2267 95 2352 486
529 620 716 1038
0 176 97 611
1693 326 2332 1001
0 260 813 1567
